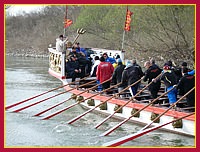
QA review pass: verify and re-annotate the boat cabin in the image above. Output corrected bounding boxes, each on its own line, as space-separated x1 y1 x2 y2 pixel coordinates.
48 46 125 80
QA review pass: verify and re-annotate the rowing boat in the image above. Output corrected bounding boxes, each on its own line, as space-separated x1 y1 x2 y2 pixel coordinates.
48 46 195 138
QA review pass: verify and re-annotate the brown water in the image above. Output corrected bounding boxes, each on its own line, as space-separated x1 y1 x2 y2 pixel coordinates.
5 56 195 147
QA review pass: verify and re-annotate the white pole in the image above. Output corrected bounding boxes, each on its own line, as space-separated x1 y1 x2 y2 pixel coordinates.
61 52 66 79
121 30 126 51
121 30 126 62
63 28 65 37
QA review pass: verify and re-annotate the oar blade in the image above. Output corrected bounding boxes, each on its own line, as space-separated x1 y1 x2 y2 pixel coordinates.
5 93 46 110
42 102 79 120
102 126 161 147
5 76 89 110
102 132 142 147
34 100 66 117
67 108 93 124
94 114 113 129
103 112 195 147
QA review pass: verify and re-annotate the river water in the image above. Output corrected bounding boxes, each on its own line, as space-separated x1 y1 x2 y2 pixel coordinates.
5 56 195 148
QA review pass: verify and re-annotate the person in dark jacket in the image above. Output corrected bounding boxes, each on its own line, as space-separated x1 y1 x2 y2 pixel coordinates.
160 65 178 104
176 68 195 107
132 59 144 78
150 58 160 69
121 60 141 96
143 61 162 99
165 60 182 82
66 55 84 82
112 58 126 93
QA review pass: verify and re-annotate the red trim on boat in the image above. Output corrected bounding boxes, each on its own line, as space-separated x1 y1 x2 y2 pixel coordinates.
49 69 66 80
63 85 195 121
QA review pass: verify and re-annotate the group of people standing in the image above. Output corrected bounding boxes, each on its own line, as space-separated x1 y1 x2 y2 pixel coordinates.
91 53 144 96
90 53 195 108
56 34 91 82
55 34 195 107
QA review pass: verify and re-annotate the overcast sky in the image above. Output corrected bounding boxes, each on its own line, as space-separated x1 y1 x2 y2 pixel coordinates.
6 5 45 16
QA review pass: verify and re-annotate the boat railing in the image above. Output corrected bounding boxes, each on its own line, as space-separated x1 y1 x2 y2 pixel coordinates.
48 47 66 79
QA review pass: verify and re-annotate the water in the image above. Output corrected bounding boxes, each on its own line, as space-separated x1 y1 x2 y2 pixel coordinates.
5 56 195 147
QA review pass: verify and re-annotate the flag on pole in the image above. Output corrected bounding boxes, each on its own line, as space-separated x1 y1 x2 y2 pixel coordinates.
64 5 73 28
124 8 133 31
64 19 73 28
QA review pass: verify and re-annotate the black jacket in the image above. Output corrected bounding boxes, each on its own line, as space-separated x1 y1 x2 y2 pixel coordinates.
122 65 141 85
160 71 177 88
177 74 195 106
143 65 162 83
143 65 162 91
66 60 80 75
112 63 126 87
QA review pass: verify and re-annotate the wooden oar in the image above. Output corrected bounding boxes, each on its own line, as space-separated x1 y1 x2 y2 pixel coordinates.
100 86 194 137
94 75 169 129
67 78 144 124
141 87 195 131
95 85 174 131
34 78 110 117
102 112 194 147
5 76 89 110
12 79 96 113
42 78 117 120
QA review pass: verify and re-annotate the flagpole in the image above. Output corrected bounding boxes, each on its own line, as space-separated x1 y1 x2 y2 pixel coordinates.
121 30 126 50
63 5 68 37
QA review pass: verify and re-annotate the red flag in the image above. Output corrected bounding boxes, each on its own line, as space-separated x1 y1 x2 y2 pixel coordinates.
64 19 73 28
124 9 133 31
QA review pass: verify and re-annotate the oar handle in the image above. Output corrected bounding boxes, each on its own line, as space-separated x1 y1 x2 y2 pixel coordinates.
41 78 117 120
67 81 123 124
115 78 142 97
114 75 160 113
95 75 160 129
34 79 96 116
129 86 175 118
86 81 122 106
99 86 177 136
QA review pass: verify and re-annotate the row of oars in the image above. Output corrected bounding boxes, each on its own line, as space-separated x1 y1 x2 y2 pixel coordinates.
5 75 195 147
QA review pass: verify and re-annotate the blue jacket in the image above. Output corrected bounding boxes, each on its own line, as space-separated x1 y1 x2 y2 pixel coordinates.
105 57 116 64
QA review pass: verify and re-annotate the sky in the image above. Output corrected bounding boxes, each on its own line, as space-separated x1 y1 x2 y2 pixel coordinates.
6 5 45 16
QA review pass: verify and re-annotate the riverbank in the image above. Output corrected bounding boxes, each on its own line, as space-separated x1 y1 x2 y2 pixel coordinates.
6 48 49 58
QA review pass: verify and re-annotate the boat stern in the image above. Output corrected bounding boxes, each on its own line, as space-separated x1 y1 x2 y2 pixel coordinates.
48 47 66 80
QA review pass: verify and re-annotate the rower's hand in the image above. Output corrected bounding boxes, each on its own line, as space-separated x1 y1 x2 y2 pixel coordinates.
141 76 145 80
152 78 156 83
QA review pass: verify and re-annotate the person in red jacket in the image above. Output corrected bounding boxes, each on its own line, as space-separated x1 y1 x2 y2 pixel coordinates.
96 56 114 90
